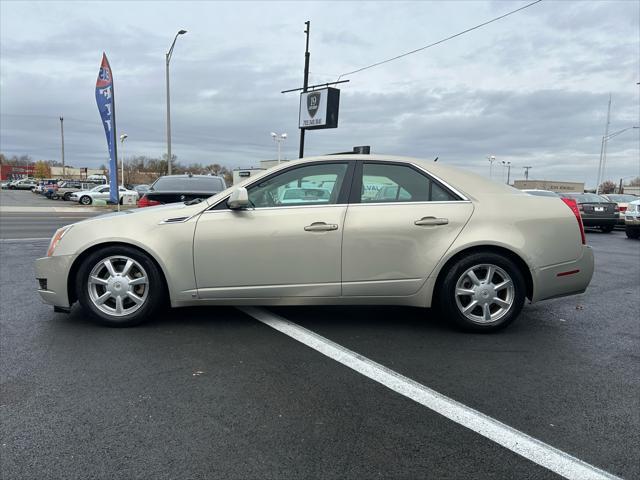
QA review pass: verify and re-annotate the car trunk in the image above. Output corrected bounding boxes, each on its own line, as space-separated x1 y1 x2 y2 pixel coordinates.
580 202 617 217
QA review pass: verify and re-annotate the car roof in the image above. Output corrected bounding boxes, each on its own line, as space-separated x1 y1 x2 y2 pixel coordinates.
244 154 522 200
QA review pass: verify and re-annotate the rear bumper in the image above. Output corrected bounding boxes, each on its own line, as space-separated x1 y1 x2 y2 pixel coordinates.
582 217 617 227
34 254 77 308
531 245 594 303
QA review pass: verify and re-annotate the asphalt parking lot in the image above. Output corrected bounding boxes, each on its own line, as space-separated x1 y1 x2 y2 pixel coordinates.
1 213 638 479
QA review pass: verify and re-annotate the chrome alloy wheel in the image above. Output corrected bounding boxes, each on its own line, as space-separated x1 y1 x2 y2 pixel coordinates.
454 263 515 324
87 256 149 317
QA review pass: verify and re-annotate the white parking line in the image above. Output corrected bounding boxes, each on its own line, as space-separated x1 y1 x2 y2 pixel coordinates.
239 306 622 480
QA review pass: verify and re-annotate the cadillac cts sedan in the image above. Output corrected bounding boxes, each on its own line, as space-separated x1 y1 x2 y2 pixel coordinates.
35 155 594 331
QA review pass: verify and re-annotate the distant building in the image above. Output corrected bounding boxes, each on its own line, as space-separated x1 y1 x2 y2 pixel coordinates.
50 166 107 179
513 180 585 193
232 159 290 185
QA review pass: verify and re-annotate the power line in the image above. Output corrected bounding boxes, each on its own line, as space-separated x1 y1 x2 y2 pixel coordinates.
337 0 543 81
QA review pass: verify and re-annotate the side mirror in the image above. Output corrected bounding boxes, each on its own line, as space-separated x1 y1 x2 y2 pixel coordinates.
227 187 250 209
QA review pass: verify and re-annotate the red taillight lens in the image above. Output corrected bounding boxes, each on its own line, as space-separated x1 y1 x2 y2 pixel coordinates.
561 198 586 245
619 206 627 212
137 195 161 208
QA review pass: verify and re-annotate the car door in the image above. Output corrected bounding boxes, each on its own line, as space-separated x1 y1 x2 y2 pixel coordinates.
193 161 354 299
342 161 474 296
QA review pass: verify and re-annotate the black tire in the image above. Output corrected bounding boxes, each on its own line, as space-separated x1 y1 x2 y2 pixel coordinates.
63 192 72 201
51 193 59 200
600 225 614 233
437 252 526 332
75 245 167 327
626 226 640 239
80 195 92 205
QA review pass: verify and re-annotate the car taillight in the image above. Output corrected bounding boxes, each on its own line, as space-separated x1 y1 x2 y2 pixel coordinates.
138 195 161 208
561 198 586 245
619 206 627 213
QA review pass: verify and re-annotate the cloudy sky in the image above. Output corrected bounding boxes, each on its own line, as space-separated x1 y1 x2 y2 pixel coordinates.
1 0 638 187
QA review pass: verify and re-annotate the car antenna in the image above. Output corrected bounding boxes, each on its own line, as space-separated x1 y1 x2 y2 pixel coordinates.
433 156 439 162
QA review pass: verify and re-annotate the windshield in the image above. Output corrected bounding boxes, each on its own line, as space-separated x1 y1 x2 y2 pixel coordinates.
150 176 225 192
564 193 607 203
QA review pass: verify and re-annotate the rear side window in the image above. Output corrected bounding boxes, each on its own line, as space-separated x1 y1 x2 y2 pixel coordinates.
360 163 457 203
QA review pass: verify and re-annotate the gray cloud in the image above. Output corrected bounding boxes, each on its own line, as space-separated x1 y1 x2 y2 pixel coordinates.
1 0 638 188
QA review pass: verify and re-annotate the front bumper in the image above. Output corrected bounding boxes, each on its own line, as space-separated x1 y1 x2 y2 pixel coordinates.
35 254 77 308
531 245 594 303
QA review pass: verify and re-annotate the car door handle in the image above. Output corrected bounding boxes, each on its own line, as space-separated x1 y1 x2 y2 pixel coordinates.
414 216 449 226
304 222 339 232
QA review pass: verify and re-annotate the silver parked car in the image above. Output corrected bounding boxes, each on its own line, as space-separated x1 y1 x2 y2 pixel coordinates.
35 155 594 331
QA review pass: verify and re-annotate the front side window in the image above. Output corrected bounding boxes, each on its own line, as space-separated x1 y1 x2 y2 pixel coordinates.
248 163 348 208
361 163 457 203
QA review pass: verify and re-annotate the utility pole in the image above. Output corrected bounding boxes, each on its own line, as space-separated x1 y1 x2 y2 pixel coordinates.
166 29 187 176
523 166 532 181
506 162 512 184
299 21 310 159
59 117 65 179
596 94 611 194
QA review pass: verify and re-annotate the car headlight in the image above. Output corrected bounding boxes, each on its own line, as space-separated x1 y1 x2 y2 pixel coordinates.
47 225 72 256
628 204 638 213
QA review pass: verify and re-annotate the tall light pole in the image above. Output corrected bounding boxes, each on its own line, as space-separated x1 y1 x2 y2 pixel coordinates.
596 125 638 194
271 132 287 163
487 155 496 179
595 94 612 194
523 166 532 181
60 117 65 179
166 29 187 176
120 134 128 186
505 161 512 184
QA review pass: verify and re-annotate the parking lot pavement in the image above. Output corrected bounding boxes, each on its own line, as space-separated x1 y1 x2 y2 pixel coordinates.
1 231 638 479
0 188 58 207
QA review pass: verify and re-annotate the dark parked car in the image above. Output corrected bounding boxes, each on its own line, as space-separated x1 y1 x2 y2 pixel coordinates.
138 174 226 207
562 193 619 233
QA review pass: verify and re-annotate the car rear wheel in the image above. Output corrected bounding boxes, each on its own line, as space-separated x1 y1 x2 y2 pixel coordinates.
80 195 92 205
76 246 165 327
438 252 526 332
600 225 614 233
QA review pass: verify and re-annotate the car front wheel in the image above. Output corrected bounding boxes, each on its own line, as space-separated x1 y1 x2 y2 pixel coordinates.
76 246 166 327
600 225 614 233
80 196 92 205
438 252 526 332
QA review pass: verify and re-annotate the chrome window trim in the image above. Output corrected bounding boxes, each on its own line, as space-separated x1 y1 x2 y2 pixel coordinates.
351 200 473 207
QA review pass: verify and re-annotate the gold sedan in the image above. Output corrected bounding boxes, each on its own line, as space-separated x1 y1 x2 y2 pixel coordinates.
35 155 594 331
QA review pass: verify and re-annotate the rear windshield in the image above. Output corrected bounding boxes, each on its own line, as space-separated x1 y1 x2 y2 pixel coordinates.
564 193 607 203
605 194 637 202
524 190 559 197
151 176 225 192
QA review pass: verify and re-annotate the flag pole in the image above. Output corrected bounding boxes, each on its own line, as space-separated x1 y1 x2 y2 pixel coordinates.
110 61 120 212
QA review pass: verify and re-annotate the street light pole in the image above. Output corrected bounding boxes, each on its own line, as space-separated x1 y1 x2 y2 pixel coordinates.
523 166 532 181
595 94 611 194
299 21 310 159
60 117 65 179
165 29 187 176
271 132 287 163
120 134 128 186
487 155 496 179
506 161 512 184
